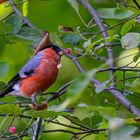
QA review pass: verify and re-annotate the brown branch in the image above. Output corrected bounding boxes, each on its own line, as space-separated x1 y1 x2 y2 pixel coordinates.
76 0 140 116
65 52 140 116
9 0 33 28
79 0 115 79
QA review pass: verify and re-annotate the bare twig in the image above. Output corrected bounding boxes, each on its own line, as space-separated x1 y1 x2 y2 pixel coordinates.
98 67 140 72
9 0 33 28
95 14 140 36
79 0 115 79
63 115 95 131
43 128 107 138
49 120 86 131
65 52 140 115
76 0 140 116
133 0 140 9
43 129 75 134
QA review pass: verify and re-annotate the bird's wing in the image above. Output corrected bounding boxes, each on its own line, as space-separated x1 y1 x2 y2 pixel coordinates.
19 53 42 78
0 53 42 97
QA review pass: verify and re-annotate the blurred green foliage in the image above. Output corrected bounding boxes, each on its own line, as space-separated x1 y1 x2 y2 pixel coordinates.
0 0 140 140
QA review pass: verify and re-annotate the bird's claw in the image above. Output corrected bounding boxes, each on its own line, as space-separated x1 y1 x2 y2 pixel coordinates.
54 92 61 102
31 102 48 110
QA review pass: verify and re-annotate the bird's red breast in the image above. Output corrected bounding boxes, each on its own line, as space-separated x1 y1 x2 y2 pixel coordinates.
20 48 60 97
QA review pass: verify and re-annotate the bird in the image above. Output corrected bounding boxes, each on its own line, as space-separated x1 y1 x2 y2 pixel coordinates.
0 45 63 106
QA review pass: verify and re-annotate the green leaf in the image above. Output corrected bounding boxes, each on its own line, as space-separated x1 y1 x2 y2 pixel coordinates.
0 3 13 21
131 78 140 93
62 33 81 46
87 106 116 118
106 34 119 42
27 0 86 31
109 125 138 140
23 137 30 140
0 81 6 91
67 70 96 95
83 39 91 48
95 80 110 94
0 62 9 79
0 104 21 116
95 83 107 93
6 14 23 34
71 106 95 121
70 106 117 121
133 54 140 62
2 42 30 65
121 33 140 49
67 0 87 27
67 0 79 12
22 0 29 17
16 27 42 45
94 133 107 140
97 7 134 20
85 38 104 54
0 34 6 48
0 21 12 34
121 19 135 35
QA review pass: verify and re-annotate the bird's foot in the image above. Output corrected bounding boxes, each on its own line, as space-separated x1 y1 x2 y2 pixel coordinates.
53 92 61 102
43 92 61 102
30 94 48 110
31 102 48 111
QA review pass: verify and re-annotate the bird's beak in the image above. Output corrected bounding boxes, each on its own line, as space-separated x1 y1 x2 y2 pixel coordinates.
58 50 64 56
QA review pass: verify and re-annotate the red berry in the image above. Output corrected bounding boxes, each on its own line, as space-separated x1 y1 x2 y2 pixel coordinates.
9 127 16 133
65 48 72 55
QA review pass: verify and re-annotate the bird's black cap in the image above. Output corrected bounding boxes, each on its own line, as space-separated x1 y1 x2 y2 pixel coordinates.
42 45 63 56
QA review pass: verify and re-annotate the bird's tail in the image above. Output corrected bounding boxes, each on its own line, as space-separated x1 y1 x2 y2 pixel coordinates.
0 91 8 98
0 84 13 98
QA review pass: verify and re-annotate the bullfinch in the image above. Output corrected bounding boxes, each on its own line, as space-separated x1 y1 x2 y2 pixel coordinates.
0 45 63 105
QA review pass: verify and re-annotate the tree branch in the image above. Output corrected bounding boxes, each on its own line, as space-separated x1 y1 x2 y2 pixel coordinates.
132 0 140 9
79 0 115 79
98 67 140 72
32 117 42 140
9 0 33 28
95 13 140 36
65 52 140 116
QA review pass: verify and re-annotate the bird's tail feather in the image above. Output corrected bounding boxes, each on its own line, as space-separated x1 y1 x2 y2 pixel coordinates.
0 91 9 98
0 84 13 98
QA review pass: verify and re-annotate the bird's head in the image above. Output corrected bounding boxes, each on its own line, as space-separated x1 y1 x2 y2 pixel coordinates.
39 45 64 57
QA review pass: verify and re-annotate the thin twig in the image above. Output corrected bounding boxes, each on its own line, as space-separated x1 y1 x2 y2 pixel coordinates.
63 116 94 130
76 0 140 116
32 117 42 140
43 128 107 135
9 0 33 28
133 0 140 9
65 52 140 115
98 67 140 72
95 14 140 36
79 0 115 80
43 129 75 134
49 120 86 131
